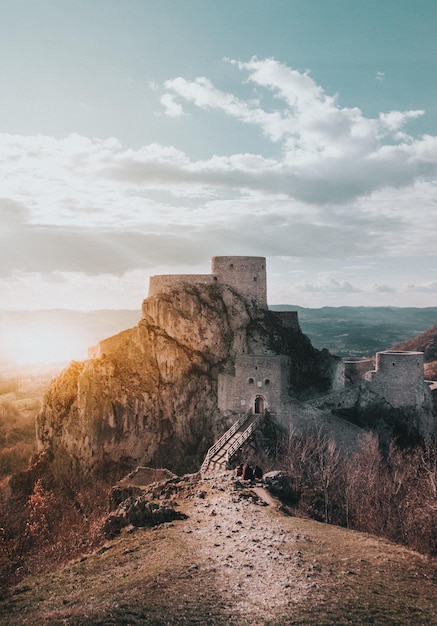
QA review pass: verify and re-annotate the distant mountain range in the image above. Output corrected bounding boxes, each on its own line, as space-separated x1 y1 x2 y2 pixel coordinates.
270 305 437 357
1 306 437 366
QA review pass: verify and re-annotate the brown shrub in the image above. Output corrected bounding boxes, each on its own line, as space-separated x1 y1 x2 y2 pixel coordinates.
281 429 437 556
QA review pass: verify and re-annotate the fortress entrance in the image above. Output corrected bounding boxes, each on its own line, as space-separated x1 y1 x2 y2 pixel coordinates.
254 396 265 414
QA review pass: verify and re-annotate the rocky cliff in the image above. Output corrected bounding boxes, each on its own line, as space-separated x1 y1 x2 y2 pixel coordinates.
36 283 341 478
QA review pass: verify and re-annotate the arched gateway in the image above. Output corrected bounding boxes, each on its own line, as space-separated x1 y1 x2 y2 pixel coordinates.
254 396 265 414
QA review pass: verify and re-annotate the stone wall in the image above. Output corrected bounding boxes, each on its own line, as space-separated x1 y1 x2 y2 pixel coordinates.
217 373 237 412
211 256 267 308
148 257 269 308
369 350 426 407
272 311 300 331
148 274 216 297
344 357 375 383
218 355 289 414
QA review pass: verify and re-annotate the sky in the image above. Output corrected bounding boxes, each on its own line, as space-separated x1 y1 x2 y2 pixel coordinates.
1 0 437 312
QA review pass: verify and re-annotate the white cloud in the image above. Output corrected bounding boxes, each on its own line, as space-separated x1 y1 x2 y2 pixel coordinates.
296 277 362 293
158 57 434 204
1 57 437 308
376 71 385 82
160 93 184 117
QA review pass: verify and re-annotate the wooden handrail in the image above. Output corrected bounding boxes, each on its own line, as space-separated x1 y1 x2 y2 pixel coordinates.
225 413 263 465
200 410 252 474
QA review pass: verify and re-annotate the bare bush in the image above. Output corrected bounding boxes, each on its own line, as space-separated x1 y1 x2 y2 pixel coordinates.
280 429 437 556
0 475 109 584
283 428 345 524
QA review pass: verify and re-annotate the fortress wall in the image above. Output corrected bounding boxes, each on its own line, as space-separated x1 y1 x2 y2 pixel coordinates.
234 355 289 413
211 256 267 308
272 311 300 331
218 374 237 412
218 356 289 413
370 350 425 407
344 357 375 383
148 274 216 297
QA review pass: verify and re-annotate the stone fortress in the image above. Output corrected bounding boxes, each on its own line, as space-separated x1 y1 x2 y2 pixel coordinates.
148 257 300 420
345 351 428 408
146 256 431 420
89 255 431 423
154 256 427 414
45 253 435 478
149 256 270 310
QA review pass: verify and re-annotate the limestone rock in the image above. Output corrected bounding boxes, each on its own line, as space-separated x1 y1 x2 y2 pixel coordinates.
103 495 187 536
36 283 340 478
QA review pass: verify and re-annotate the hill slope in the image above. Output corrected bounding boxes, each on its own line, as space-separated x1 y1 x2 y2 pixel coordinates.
1 473 436 626
271 305 437 356
391 325 437 379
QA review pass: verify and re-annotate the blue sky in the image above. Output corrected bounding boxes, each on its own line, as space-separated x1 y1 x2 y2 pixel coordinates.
1 0 437 310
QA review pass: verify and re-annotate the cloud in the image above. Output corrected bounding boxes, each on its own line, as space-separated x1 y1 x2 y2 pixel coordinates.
376 71 385 82
158 57 434 203
0 224 211 277
2 57 437 287
0 198 31 226
370 283 397 293
406 281 437 293
160 93 185 117
296 277 362 293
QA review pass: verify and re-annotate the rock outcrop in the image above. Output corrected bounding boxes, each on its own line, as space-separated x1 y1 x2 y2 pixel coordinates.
36 283 341 478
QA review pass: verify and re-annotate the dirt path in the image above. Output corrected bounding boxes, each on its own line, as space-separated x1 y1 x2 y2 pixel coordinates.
2 472 437 625
178 476 313 624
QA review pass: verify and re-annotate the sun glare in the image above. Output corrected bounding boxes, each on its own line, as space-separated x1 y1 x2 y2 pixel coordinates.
3 320 88 366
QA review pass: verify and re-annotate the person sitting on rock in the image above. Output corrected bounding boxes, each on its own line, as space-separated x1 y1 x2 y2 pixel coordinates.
235 464 243 477
254 465 263 482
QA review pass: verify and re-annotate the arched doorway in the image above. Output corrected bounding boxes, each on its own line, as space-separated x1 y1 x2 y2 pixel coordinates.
254 396 265 414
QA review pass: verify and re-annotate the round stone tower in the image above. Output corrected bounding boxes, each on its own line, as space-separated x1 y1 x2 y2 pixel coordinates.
211 256 267 308
370 350 426 407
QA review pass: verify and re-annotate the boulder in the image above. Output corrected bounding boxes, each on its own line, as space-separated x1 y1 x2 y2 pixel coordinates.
103 495 188 536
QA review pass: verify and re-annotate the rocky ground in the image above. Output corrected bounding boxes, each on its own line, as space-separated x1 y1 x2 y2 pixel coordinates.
1 472 437 625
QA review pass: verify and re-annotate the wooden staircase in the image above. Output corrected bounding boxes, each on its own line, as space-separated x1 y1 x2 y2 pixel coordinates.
200 411 264 475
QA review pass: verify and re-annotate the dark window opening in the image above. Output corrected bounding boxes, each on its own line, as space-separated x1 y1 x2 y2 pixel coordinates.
248 377 254 385
264 379 270 386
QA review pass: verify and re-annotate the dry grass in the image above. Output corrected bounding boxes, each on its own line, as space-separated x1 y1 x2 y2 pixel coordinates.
1 474 436 625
